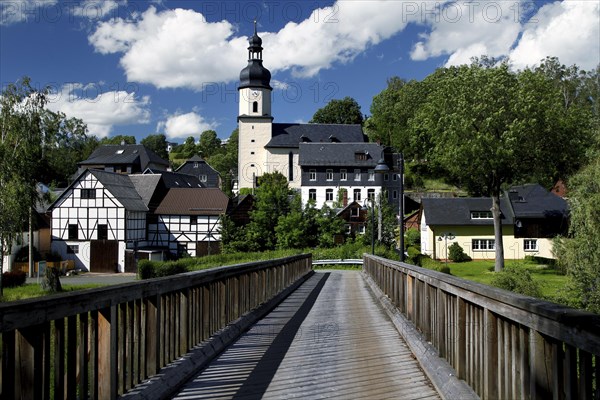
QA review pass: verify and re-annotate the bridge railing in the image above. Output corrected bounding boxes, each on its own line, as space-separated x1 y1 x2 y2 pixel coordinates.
0 254 312 400
363 254 600 400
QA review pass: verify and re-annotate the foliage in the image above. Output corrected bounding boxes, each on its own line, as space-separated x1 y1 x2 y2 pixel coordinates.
138 259 189 280
275 194 307 249
2 271 27 288
198 130 222 158
207 128 238 196
405 228 420 247
555 158 600 313
310 97 364 125
100 135 136 145
409 58 595 271
14 246 42 262
141 134 169 160
316 204 346 248
448 243 471 263
491 265 542 298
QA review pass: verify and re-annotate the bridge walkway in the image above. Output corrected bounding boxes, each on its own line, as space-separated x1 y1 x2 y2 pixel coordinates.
173 270 440 399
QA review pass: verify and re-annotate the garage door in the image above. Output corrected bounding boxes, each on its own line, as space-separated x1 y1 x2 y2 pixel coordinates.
90 240 119 272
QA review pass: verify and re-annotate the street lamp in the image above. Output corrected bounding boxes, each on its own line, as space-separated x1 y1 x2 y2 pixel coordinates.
438 233 455 267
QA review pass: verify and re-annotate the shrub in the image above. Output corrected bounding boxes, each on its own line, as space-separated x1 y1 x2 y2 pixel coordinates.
406 246 423 266
405 228 420 247
3 270 27 287
138 259 189 280
448 243 471 263
491 266 542 297
420 256 451 274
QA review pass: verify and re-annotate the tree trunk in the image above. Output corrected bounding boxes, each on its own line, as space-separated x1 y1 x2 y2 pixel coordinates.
29 206 34 278
491 190 505 272
0 246 4 297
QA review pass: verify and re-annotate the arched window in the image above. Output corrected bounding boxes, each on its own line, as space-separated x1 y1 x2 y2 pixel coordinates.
288 152 294 181
252 101 258 113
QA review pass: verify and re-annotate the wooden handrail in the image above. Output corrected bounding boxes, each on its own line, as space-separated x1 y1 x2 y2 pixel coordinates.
0 254 312 399
363 254 600 400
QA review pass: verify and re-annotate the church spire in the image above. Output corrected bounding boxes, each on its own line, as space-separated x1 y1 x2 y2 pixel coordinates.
239 22 271 90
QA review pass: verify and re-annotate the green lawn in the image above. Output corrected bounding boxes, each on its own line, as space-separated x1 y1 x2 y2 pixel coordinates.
439 259 573 304
0 283 105 302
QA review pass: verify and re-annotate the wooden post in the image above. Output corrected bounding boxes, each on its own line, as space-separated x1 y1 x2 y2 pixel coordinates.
54 318 65 400
2 330 16 400
483 309 498 400
98 306 117 400
15 325 44 399
530 329 552 400
79 313 89 400
145 295 160 377
67 315 78 399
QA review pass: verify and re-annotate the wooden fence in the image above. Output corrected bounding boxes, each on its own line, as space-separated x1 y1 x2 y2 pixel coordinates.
363 254 600 400
0 254 312 399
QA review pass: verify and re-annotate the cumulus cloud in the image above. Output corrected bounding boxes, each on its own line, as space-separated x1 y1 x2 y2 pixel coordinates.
46 83 151 138
0 0 58 25
87 2 424 89
157 112 218 140
510 1 600 71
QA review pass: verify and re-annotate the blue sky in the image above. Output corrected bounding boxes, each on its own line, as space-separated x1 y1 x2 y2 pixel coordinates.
1 0 598 143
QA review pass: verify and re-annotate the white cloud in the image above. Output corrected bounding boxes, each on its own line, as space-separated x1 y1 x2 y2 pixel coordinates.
87 2 423 89
510 1 600 71
0 0 58 25
46 83 151 138
157 112 218 140
409 1 524 66
71 0 125 20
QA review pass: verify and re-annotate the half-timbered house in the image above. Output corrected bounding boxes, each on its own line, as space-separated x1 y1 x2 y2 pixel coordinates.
50 169 147 272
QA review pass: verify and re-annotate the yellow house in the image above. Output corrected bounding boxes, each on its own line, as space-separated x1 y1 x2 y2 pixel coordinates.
420 184 568 260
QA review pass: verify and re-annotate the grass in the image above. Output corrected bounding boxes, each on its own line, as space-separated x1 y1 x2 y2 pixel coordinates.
422 258 574 305
0 283 105 302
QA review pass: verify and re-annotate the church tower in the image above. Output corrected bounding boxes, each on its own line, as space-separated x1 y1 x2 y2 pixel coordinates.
238 22 273 190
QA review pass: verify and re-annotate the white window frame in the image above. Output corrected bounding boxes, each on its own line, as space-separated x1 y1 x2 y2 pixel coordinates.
354 169 361 181
472 239 495 251
326 169 334 181
524 239 538 252
309 169 317 181
368 170 375 181
358 224 366 234
471 211 493 219
326 189 334 202
309 189 317 201
353 189 361 202
340 169 347 181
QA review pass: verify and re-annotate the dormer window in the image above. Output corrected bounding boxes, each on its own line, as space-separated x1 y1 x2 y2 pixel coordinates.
471 211 493 219
355 152 367 161
194 162 199 168
116 149 124 155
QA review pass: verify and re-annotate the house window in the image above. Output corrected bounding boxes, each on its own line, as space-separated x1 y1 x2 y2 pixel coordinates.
354 169 361 181
98 224 108 240
81 189 96 199
353 189 361 202
368 189 375 200
340 169 347 181
368 170 375 181
288 152 294 181
190 216 197 225
393 174 397 181
471 211 493 219
326 189 334 202
194 162 199 168
200 175 208 182
524 239 538 251
309 169 317 181
392 190 398 200
309 189 317 201
351 207 360 217
326 169 333 181
67 245 79 254
384 173 389 181
68 224 78 240
345 224 352 234
355 152 367 161
472 239 495 251
358 224 366 234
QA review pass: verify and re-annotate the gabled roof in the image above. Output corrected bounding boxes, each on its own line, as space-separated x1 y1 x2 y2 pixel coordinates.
299 143 385 167
507 184 568 219
422 197 513 226
175 155 220 177
79 144 169 168
143 169 204 188
129 174 162 207
154 188 229 216
266 123 365 148
90 170 148 211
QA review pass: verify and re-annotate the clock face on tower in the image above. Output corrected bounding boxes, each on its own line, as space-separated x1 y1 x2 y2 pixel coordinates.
251 90 260 98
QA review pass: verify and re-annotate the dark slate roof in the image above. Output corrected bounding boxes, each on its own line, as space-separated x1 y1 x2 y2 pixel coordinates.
89 170 148 212
422 197 513 226
266 123 365 148
175 156 220 187
79 144 169 168
154 188 229 216
507 184 568 219
299 143 385 167
129 174 162 207
143 169 204 189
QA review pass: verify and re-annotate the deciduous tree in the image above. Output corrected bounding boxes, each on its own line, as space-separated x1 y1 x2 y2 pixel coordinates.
141 133 169 160
310 97 363 125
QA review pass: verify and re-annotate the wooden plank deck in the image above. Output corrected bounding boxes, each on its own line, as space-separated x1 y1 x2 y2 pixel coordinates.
173 270 441 400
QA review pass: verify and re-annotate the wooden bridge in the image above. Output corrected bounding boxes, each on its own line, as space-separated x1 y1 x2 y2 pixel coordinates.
1 254 599 399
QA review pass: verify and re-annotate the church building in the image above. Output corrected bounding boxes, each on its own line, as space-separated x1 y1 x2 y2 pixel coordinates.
237 25 392 209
